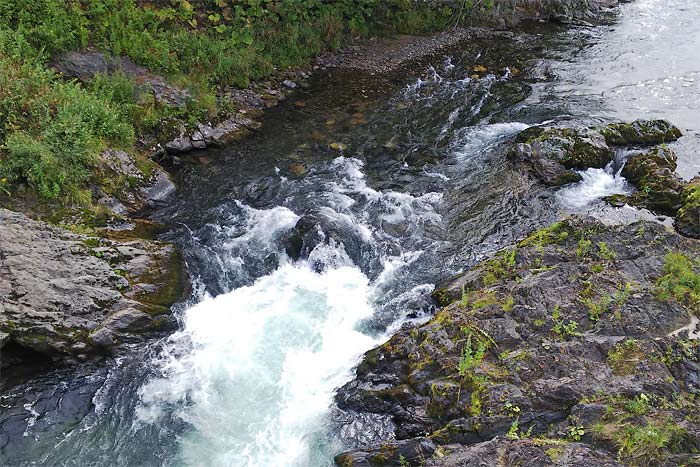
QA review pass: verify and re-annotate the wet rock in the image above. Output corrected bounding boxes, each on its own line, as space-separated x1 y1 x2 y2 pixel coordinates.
601 119 682 146
164 117 261 155
0 208 187 360
510 126 612 186
283 208 380 276
282 79 297 89
511 120 683 188
288 162 307 177
335 217 700 466
677 177 700 239
335 437 435 467
330 142 348 151
139 166 176 207
164 129 195 154
620 146 684 215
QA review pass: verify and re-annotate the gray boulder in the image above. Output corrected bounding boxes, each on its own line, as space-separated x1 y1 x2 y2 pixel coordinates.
0 209 187 359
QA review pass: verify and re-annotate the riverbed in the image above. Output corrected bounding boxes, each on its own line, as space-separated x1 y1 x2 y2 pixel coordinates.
1 0 698 465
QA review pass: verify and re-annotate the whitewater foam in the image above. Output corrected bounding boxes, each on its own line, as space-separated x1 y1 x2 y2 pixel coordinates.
557 165 632 210
137 262 379 467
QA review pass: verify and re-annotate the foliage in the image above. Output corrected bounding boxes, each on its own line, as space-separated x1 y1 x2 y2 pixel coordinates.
567 424 585 441
551 305 580 340
655 252 700 309
0 0 486 204
0 32 133 201
458 329 487 376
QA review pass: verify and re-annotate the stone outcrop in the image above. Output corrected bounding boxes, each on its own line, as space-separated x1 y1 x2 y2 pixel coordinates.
509 119 682 187
0 209 187 360
52 51 191 107
163 117 262 155
335 217 700 466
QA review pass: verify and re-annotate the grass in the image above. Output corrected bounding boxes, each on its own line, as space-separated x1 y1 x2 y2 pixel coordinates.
590 393 689 465
655 252 700 309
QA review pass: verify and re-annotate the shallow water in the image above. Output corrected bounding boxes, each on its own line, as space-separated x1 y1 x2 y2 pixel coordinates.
2 1 699 465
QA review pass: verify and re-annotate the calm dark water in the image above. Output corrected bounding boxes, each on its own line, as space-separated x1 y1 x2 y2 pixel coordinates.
1 1 698 465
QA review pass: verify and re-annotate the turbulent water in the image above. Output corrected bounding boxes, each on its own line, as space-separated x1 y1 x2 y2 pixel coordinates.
2 0 699 465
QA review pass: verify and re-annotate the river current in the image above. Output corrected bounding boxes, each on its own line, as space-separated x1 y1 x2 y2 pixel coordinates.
1 0 698 465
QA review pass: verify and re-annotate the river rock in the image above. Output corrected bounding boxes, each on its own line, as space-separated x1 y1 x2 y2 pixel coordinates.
510 120 682 187
0 208 187 360
164 117 261 155
620 145 684 215
601 119 682 146
510 126 612 186
283 208 381 276
335 216 700 466
677 177 700 239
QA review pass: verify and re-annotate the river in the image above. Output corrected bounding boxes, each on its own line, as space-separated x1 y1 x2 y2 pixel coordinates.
1 0 698 465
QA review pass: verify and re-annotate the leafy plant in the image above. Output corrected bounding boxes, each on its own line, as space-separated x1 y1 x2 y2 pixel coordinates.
551 305 580 340
567 424 585 441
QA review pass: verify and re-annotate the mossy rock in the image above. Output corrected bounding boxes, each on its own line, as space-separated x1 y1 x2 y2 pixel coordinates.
677 177 700 239
622 146 683 216
601 119 682 146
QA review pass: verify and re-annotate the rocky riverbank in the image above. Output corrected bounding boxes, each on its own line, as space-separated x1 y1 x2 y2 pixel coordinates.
335 215 700 466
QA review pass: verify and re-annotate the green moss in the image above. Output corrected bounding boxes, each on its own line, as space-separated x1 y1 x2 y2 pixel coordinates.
519 221 571 249
135 248 187 315
607 339 644 375
481 248 517 286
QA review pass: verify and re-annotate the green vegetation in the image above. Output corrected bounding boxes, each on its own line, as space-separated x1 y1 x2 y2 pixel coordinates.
591 394 689 465
584 293 611 322
655 251 700 309
607 339 644 375
576 237 592 259
0 0 488 208
0 30 135 202
567 424 585 441
551 305 580 340
597 241 616 261
481 248 517 285
518 221 571 250
458 329 487 376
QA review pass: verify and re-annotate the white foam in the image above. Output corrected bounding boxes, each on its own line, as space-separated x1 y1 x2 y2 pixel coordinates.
136 263 380 467
454 122 531 161
556 165 632 210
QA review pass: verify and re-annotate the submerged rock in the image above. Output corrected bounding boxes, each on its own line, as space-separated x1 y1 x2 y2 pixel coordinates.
283 208 381 276
0 209 187 361
335 217 700 466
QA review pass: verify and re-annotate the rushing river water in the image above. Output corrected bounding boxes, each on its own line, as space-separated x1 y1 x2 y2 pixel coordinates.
1 0 699 465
